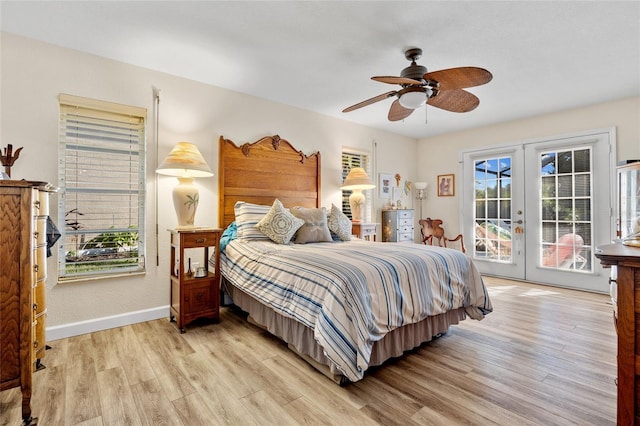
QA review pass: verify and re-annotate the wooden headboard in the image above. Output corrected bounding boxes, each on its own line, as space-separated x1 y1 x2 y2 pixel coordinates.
218 135 321 228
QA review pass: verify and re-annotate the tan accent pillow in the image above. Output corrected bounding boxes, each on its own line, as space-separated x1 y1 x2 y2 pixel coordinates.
290 206 333 244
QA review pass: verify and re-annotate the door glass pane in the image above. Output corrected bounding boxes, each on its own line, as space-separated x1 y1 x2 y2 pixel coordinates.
542 153 556 174
558 175 573 197
540 148 593 272
542 199 557 221
557 151 572 174
474 156 512 262
575 174 590 197
574 149 590 173
541 176 556 197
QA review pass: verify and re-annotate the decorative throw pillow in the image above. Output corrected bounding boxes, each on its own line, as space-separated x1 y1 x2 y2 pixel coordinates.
290 206 333 244
328 203 352 241
257 199 304 244
234 201 271 241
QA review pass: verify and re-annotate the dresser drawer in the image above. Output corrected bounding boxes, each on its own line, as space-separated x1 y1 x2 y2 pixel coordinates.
397 210 413 220
33 217 47 246
32 190 49 217
33 247 46 282
399 225 414 234
398 218 413 227
397 232 414 242
34 282 46 315
175 231 219 248
33 316 46 357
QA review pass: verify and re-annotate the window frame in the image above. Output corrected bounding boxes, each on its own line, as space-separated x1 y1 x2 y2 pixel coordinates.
57 94 147 282
341 150 372 222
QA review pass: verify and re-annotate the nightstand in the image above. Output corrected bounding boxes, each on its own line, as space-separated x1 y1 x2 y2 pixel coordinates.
169 228 222 332
352 222 377 241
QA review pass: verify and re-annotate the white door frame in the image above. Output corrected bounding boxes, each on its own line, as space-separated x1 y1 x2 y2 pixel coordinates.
461 144 525 280
460 128 616 293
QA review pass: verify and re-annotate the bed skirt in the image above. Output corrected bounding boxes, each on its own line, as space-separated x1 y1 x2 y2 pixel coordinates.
222 277 467 384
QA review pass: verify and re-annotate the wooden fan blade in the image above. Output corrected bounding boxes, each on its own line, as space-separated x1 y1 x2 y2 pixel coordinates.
342 91 397 113
388 99 414 121
424 67 492 91
428 89 480 113
372 76 424 85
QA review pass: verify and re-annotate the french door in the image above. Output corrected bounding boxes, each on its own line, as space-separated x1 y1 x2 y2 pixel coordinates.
461 129 615 293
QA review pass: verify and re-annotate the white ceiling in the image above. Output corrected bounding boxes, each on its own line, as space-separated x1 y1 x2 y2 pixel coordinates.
2 1 639 139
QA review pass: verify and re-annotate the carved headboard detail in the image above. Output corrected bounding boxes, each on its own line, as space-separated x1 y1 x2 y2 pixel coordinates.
218 135 321 228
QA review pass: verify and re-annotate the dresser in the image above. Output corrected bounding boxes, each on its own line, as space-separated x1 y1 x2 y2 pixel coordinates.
0 180 53 425
595 244 640 425
382 209 414 242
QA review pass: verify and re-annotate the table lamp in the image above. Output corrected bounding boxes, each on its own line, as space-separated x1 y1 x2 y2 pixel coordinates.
156 142 213 228
341 167 375 222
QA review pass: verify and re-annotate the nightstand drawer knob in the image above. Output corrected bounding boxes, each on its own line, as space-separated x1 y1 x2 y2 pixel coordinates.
195 238 205 243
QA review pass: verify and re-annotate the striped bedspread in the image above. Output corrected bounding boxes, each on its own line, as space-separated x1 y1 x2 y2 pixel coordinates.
221 239 492 382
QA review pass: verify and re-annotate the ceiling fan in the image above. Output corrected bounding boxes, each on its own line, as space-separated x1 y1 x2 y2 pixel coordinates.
342 47 493 121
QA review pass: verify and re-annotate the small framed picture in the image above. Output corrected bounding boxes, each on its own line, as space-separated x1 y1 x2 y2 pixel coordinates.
437 174 455 197
378 173 393 199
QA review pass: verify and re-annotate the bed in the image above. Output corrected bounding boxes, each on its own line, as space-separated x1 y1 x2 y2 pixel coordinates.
216 134 492 384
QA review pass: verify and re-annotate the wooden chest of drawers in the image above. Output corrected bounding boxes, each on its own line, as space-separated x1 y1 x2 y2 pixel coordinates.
0 180 54 425
595 244 640 425
382 209 414 243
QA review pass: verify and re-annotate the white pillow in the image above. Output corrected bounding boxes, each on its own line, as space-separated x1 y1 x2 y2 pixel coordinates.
234 201 271 241
257 199 304 244
328 203 352 241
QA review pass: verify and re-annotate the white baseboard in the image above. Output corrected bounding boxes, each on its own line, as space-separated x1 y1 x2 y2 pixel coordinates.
46 305 170 341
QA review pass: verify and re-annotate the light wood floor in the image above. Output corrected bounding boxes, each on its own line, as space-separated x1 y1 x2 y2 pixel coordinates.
1 277 617 425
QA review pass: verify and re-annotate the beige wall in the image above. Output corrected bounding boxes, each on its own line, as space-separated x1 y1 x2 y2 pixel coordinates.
1 33 417 336
416 96 640 235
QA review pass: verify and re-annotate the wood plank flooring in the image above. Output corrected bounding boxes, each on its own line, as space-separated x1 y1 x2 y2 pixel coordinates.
0 277 617 425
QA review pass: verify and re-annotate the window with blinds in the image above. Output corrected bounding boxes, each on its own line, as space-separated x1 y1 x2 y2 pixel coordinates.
341 150 372 221
58 94 146 281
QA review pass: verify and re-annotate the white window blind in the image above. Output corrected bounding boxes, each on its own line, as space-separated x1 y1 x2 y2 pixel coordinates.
58 94 146 281
341 151 372 221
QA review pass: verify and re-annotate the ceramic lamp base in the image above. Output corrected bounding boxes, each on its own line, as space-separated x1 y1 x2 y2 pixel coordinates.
349 189 365 222
172 176 199 227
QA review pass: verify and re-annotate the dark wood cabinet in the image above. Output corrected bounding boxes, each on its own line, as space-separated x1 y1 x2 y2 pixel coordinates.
1 180 53 425
595 244 640 425
169 228 221 332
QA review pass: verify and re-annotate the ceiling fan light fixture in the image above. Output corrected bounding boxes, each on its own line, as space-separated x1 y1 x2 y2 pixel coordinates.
341 47 492 121
399 90 428 109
